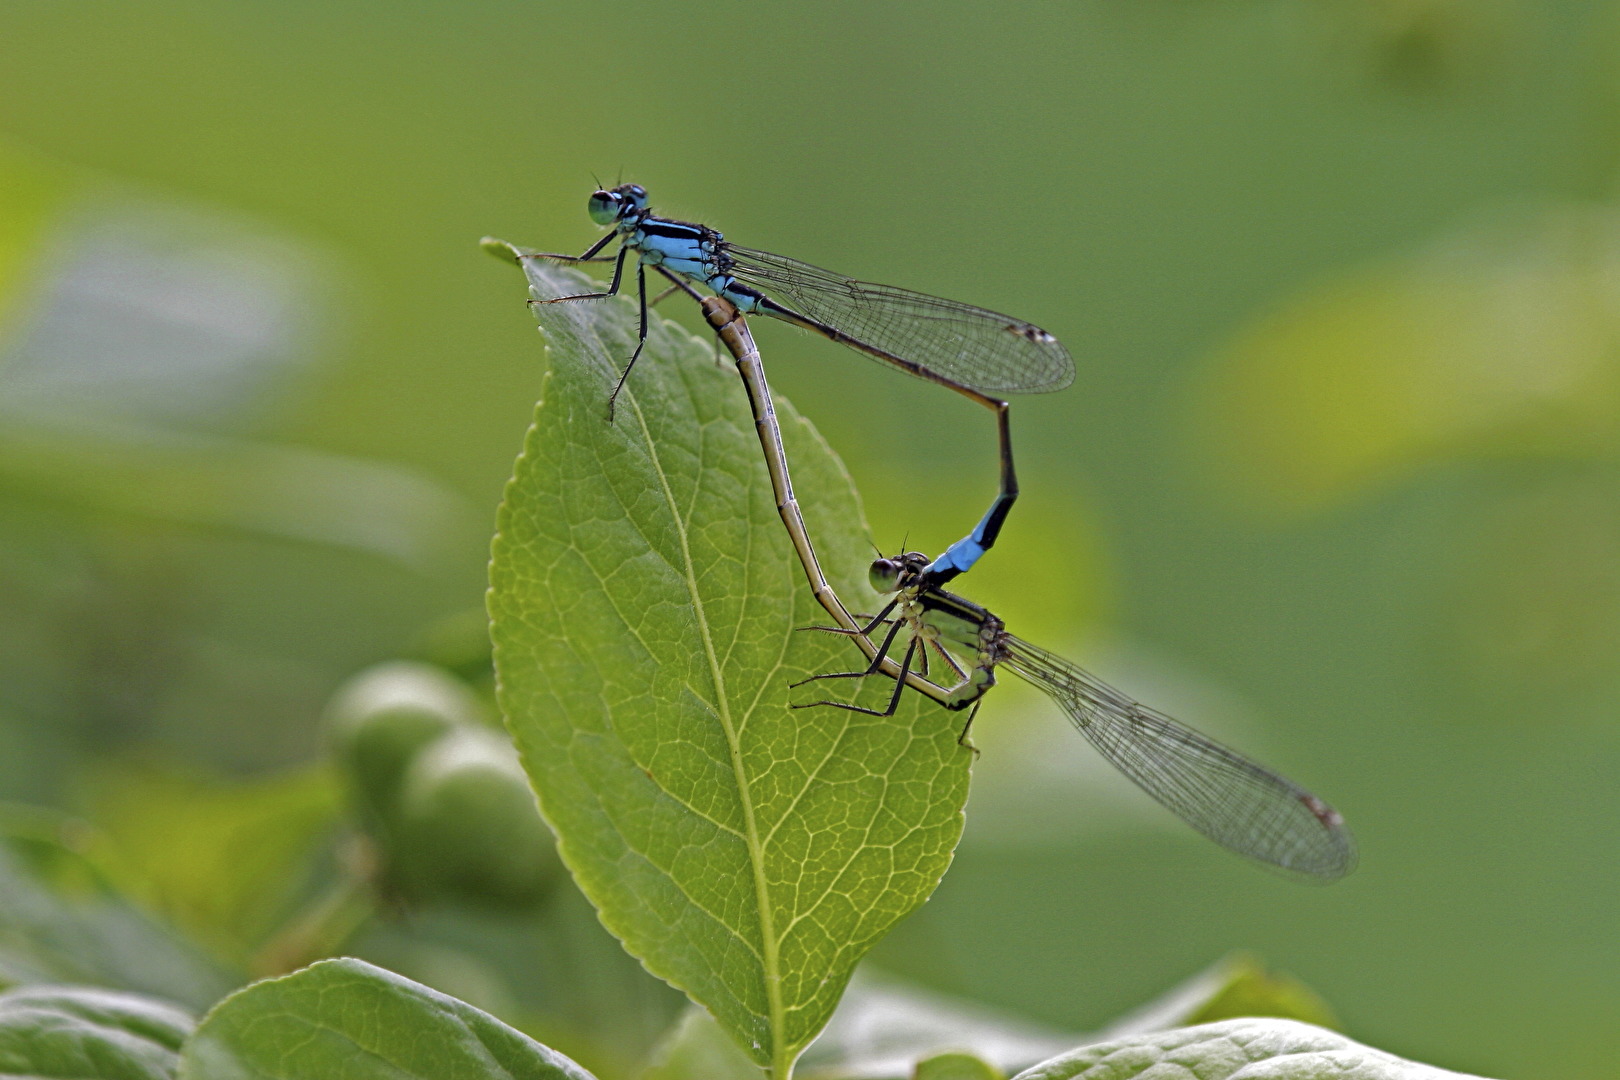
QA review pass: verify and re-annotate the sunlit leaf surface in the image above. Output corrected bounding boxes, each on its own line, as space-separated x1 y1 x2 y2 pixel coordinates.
1015 1018 1492 1080
178 957 594 1080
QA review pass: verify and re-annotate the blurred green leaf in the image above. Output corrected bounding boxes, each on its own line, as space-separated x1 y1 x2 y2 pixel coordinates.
178 957 595 1080
1308 0 1515 92
0 193 327 433
643 1007 765 1080
1014 1018 1491 1080
795 959 1336 1080
0 144 72 339
0 842 234 1010
792 958 1338 1080
1192 204 1620 514
405 608 499 686
77 762 341 966
0 803 108 899
913 1052 1004 1080
0 151 465 568
0 419 477 569
347 887 684 1080
0 983 194 1080
1424 476 1620 706
797 973 1074 1080
487 258 971 1075
1097 954 1338 1039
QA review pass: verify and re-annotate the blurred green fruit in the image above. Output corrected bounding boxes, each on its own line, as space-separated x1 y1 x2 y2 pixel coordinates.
323 661 484 817
392 726 559 910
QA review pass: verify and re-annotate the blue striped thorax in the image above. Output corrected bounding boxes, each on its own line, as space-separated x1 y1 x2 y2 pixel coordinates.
629 218 721 281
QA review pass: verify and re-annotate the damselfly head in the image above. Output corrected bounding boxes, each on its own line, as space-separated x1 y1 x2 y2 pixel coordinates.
587 184 649 225
868 551 930 594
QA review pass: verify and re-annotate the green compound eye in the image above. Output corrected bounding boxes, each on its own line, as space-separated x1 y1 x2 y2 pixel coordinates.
868 557 903 593
587 189 621 225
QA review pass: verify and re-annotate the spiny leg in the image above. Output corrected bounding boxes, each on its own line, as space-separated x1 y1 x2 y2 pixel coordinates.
793 636 918 717
604 261 651 420
799 622 894 637
518 230 618 264
521 252 616 264
927 637 969 682
795 600 899 641
790 615 906 687
645 266 724 365
797 612 885 633
529 242 629 308
653 264 705 306
956 701 983 756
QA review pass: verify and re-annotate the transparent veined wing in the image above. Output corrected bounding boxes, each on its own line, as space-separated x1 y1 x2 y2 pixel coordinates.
721 245 1075 395
1000 635 1355 879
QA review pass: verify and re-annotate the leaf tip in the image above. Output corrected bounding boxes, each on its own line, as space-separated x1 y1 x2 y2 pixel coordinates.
481 236 523 265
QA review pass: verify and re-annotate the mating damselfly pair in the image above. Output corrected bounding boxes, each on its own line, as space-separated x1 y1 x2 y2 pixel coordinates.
506 185 1355 881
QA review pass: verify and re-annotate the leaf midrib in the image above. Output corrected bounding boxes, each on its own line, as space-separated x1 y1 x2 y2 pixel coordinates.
625 382 787 1072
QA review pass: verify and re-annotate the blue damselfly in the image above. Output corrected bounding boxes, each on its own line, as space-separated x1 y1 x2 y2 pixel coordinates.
523 185 1074 585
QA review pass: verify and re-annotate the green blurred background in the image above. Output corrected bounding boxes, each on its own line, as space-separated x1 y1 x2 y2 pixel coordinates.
2 2 1618 1077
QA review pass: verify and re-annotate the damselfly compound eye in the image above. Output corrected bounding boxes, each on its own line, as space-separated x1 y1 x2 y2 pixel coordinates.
868 558 903 593
587 189 621 225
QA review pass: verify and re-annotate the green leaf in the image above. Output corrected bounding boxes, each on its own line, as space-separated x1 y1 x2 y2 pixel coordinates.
78 763 341 965
1013 1019 1493 1080
795 959 1334 1080
0 983 195 1080
178 957 595 1080
0 839 236 1011
1191 203 1620 514
642 1007 764 1080
914 1051 1005 1080
487 256 971 1075
0 145 73 338
1097 954 1339 1038
0 419 477 569
796 972 1074 1079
